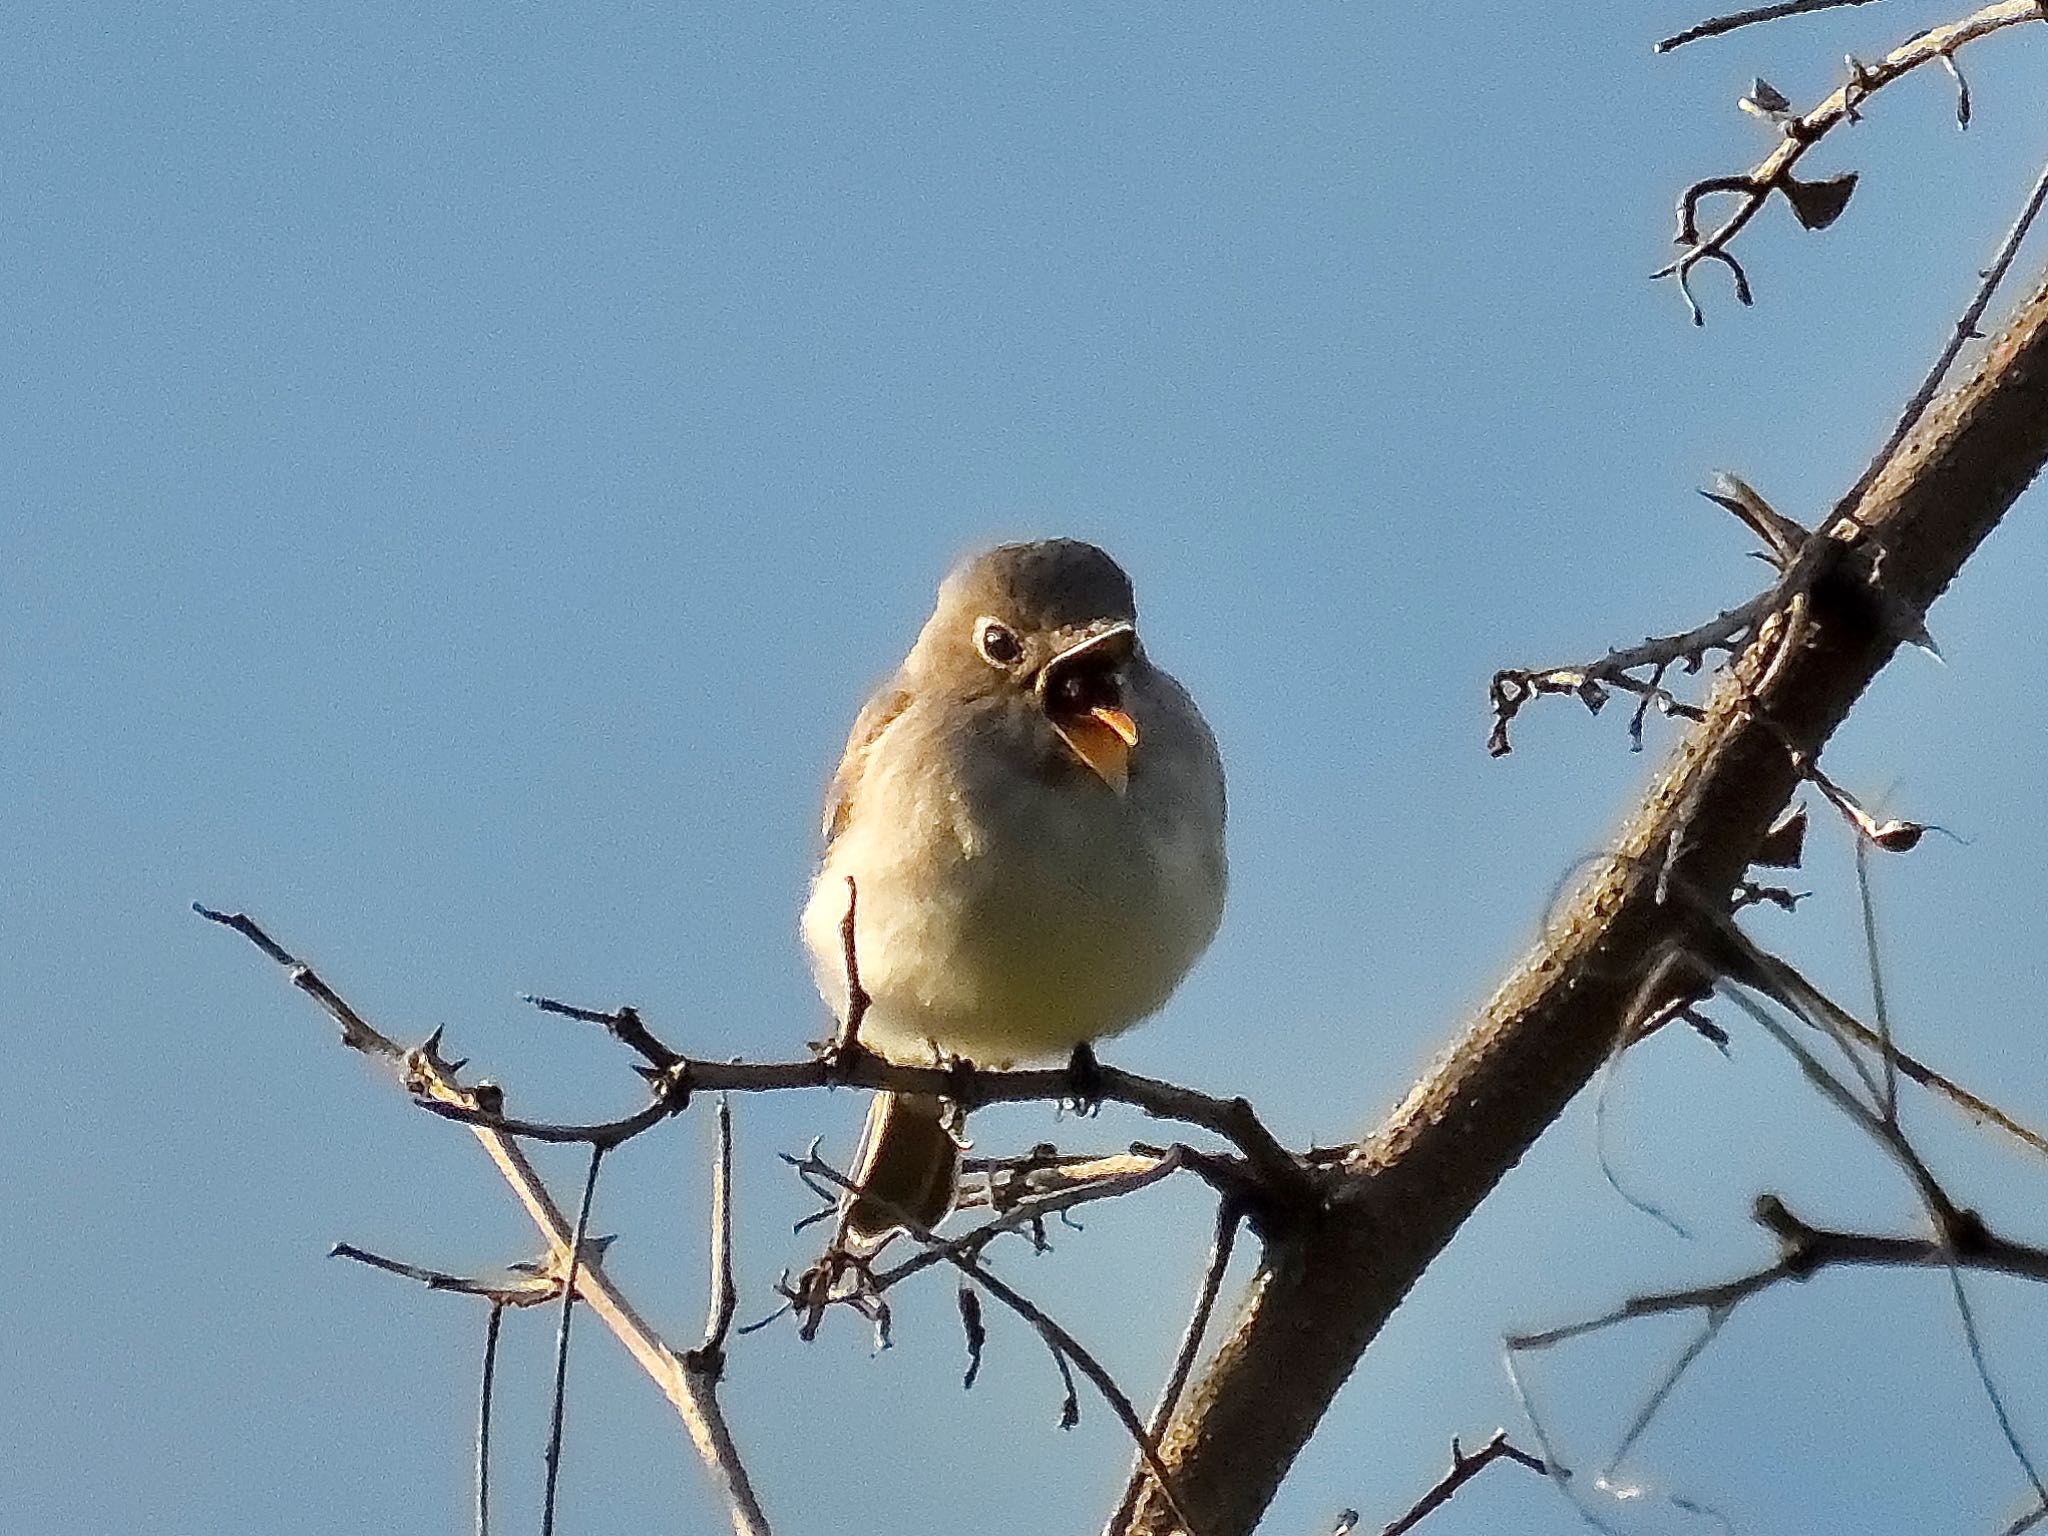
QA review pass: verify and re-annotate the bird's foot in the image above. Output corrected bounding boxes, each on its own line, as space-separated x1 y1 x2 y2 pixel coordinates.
810 1025 872 1084
1063 1042 1105 1117
934 1051 978 1148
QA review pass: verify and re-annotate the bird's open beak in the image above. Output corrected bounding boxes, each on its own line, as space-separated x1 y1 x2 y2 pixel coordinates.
1040 624 1139 795
1054 706 1139 795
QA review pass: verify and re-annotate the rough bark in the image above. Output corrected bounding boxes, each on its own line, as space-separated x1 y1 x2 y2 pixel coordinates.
1123 266 2048 1535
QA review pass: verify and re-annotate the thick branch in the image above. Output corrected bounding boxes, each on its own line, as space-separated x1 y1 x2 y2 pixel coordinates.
1122 267 2048 1535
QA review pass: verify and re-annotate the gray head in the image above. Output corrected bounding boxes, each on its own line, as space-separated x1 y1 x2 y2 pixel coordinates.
906 539 1145 792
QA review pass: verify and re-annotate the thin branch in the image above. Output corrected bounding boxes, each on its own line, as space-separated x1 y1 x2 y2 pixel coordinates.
1656 0 1889 53
1855 839 1901 1121
541 1144 605 1536
198 906 775 1536
478 1303 503 1536
1603 1309 1728 1476
1377 1430 1550 1536
421 1089 679 1148
1509 1197 2048 1354
1836 151 2048 521
2005 1496 2048 1536
1654 0 2045 319
875 1147 1192 1295
695 1097 739 1361
961 1146 1201 1211
328 1242 566 1307
1107 1199 1243 1535
788 1148 1208 1536
1703 924 2048 1504
1831 1012 2048 1159
524 994 681 1073
417 1038 1309 1211
1489 475 1827 756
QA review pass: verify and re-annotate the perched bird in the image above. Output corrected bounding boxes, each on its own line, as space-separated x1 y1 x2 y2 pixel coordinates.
802 539 1227 1249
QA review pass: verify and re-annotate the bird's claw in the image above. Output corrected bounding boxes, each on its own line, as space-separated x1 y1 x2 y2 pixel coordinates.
1063 1042 1105 1117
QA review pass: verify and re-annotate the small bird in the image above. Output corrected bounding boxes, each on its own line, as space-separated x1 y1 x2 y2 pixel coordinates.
802 539 1227 1249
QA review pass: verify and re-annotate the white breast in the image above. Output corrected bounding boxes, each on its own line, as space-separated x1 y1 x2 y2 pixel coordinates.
802 675 1225 1068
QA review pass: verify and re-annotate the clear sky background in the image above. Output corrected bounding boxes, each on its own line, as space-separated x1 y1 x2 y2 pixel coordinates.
7 5 2048 1534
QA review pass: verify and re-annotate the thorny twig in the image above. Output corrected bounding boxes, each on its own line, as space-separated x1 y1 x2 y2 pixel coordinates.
328 1242 570 1306
1355 1430 1550 1536
541 1144 605 1536
1488 595 1749 756
431 1017 1310 1212
785 1147 1210 1536
1656 0 1888 54
1107 1199 1244 1535
689 1098 740 1368
1835 151 2048 522
325 1243 556 1536
1655 0 2046 323
1514 891 2048 1519
1510 1195 2048 1354
501 890 1310 1210
478 1304 502 1536
524 994 681 1073
1490 471 1941 792
1488 475 1812 756
1706 945 2048 1503
875 1146 1196 1296
196 905 775 1536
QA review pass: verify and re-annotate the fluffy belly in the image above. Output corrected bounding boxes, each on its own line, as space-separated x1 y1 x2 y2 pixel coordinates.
803 817 1218 1068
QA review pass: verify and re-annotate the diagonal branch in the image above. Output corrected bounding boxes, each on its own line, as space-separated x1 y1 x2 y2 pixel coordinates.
1372 1429 1550 1536
1656 0 1890 54
417 1036 1310 1214
1120 264 2048 1534
196 906 774 1536
1654 0 2044 322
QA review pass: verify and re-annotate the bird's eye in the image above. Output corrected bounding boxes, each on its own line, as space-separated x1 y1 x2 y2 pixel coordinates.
976 619 1022 667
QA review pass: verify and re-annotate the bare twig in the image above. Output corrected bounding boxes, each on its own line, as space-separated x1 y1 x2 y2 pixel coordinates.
1509 1196 2048 1355
958 1284 988 1389
1656 0 1889 53
1489 605 1730 756
524 994 681 1073
328 1242 567 1306
1489 478 1828 756
1377 1430 1549 1536
1655 0 2046 321
961 1146 1197 1211
1836 151 2048 521
875 1146 1192 1295
1571 899 2048 1510
1106 1199 1243 1535
418 1039 1308 1210
198 906 775 1536
541 1144 605 1536
1855 839 1901 1120
693 1097 740 1363
1832 1013 2048 1158
788 1148 1207 1536
421 1089 680 1148
478 1303 503 1536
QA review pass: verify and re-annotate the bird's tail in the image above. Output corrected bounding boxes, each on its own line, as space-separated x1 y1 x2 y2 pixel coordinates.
836 1091 959 1251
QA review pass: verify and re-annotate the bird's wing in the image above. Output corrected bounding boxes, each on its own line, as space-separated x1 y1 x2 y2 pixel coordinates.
822 683 914 845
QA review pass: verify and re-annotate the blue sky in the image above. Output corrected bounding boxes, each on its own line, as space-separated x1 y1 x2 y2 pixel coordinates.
6 4 2048 1533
